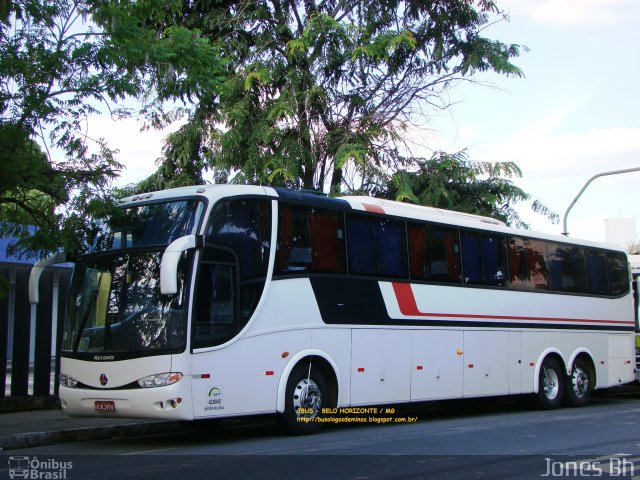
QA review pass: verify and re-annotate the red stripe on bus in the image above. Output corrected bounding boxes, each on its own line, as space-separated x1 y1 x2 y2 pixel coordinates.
363 204 385 214
391 282 634 326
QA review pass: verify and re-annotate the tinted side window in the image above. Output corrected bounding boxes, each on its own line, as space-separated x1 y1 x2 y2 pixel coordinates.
548 245 587 293
193 263 237 348
460 231 507 286
408 223 461 283
276 204 346 274
377 219 407 277
585 249 608 295
345 216 376 275
205 199 272 330
508 237 549 290
206 199 271 279
346 215 407 278
607 251 629 296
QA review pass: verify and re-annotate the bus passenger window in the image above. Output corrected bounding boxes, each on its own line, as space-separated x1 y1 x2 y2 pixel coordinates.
345 216 376 275
548 245 586 293
346 215 407 278
408 223 461 284
607 251 629 296
461 232 482 284
377 219 407 277
276 204 346 274
460 231 507 286
277 205 312 271
585 249 608 295
309 210 346 273
508 237 549 290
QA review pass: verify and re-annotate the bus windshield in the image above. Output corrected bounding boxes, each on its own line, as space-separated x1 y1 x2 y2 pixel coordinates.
62 199 203 358
92 199 203 252
62 250 188 356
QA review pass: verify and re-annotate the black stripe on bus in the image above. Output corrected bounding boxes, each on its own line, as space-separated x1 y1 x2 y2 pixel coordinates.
309 277 634 332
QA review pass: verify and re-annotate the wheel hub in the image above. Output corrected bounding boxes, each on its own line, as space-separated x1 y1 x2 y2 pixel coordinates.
543 367 559 399
571 367 589 398
292 378 322 419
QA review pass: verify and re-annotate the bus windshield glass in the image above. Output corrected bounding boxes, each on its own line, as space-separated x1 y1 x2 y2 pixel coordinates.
92 200 203 251
62 199 203 357
62 251 188 356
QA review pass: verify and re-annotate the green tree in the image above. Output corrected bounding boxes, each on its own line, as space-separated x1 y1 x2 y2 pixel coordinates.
382 150 558 228
0 0 226 258
111 0 525 194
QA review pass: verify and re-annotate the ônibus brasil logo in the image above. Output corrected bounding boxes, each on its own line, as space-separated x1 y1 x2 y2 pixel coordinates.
8 456 73 479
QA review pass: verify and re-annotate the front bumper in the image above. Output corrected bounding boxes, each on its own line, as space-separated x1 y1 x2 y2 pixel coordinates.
59 380 194 421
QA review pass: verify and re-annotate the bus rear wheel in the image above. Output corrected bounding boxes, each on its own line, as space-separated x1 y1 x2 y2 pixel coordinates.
564 358 592 407
536 357 564 409
279 362 328 435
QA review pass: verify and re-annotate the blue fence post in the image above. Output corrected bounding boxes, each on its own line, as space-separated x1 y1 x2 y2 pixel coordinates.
34 269 53 396
10 269 30 397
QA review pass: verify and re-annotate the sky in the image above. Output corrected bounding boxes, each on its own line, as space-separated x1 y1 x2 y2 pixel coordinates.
87 0 640 246
423 0 640 244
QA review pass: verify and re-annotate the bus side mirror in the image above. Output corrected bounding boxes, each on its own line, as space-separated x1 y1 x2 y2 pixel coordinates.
29 252 68 304
160 235 204 295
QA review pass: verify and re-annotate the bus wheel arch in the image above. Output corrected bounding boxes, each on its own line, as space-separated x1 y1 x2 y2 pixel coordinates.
276 352 339 435
534 352 566 409
276 350 340 414
565 352 596 407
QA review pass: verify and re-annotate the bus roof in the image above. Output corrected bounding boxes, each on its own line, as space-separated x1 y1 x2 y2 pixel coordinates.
341 196 506 227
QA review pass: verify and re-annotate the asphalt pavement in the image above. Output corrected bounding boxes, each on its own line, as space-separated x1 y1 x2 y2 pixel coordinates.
2 384 639 452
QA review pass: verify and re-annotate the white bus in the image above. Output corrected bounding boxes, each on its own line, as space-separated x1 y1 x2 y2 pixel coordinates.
30 185 636 434
630 255 640 380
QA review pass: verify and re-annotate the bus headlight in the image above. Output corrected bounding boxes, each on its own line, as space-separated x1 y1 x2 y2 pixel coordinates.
137 372 183 388
60 374 78 388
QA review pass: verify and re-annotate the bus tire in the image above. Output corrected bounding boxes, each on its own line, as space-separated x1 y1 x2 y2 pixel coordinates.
536 357 564 409
564 358 592 407
278 362 327 435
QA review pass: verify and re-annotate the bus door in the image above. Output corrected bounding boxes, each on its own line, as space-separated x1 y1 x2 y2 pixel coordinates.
191 245 240 417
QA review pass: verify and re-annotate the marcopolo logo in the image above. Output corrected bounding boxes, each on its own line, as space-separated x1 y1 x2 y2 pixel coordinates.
8 456 73 479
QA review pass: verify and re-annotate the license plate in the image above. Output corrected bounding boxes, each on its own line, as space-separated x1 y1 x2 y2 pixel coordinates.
94 400 116 412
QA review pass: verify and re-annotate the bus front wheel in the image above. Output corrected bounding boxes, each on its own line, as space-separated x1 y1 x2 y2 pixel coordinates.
536 357 564 409
279 362 328 435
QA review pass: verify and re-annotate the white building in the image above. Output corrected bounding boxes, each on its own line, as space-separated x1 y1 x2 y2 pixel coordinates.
605 217 636 249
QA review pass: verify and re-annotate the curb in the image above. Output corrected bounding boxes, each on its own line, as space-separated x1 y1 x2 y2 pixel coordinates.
0 421 185 451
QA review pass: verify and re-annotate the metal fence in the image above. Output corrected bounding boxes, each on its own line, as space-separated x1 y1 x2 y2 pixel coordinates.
0 265 72 399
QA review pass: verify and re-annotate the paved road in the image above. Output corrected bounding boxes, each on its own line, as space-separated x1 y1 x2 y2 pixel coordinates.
3 392 640 479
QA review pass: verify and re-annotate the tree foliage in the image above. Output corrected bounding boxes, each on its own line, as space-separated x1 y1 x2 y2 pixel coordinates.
0 0 226 258
114 0 525 194
626 241 640 256
382 150 558 228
